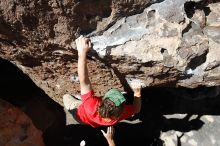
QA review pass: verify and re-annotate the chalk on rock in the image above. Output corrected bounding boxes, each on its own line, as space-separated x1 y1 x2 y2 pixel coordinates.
125 77 147 88
70 74 79 83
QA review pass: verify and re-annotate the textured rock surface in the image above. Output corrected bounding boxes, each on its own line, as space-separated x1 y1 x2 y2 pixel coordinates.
0 99 44 146
161 114 220 146
1 0 220 105
91 0 220 88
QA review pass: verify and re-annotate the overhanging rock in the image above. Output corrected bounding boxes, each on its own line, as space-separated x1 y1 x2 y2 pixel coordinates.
0 0 220 104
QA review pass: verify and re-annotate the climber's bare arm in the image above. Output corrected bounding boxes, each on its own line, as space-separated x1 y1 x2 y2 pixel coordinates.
131 82 142 114
75 36 93 94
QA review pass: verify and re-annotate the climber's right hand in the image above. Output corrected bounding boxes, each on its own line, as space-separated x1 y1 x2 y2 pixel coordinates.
75 35 92 57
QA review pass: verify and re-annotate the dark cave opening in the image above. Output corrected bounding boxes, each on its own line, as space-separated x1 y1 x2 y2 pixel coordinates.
184 1 211 19
1 57 220 146
0 57 66 146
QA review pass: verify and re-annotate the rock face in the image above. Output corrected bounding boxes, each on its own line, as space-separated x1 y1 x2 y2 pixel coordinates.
0 99 44 146
161 114 220 146
0 0 220 104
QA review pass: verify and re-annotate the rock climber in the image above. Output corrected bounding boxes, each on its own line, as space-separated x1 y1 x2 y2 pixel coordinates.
63 36 142 128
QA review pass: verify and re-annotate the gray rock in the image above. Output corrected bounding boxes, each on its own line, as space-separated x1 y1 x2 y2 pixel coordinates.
161 115 220 146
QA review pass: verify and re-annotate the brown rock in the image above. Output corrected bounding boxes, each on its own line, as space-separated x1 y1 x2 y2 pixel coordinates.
0 99 44 146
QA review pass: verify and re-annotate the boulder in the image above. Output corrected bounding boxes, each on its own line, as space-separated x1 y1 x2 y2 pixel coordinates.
0 99 44 146
0 0 220 105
